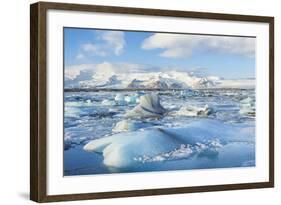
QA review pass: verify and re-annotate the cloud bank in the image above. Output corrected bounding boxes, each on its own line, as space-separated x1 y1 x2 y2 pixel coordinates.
142 33 255 58
65 61 201 75
65 62 148 78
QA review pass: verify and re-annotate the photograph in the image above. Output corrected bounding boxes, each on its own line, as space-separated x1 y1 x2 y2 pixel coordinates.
63 28 256 176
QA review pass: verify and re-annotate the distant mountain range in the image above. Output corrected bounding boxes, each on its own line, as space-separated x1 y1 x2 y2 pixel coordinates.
65 65 255 90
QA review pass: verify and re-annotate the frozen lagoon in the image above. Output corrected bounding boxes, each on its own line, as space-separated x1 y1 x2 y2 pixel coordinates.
64 89 255 176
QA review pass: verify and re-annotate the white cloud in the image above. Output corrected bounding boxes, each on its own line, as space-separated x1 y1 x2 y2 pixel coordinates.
65 64 96 80
65 62 147 74
142 33 255 58
82 44 107 56
81 31 125 57
65 62 204 77
101 31 125 55
75 53 85 60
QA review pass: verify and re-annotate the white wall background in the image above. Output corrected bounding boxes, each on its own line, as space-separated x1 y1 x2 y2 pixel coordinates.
0 0 279 204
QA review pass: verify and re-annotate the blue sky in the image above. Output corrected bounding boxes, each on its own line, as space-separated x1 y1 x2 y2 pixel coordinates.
64 28 255 79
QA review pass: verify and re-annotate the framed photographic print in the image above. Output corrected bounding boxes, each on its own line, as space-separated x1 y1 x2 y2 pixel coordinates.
30 1 274 202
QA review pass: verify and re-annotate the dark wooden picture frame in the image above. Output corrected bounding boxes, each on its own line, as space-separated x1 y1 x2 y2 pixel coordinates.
30 1 274 202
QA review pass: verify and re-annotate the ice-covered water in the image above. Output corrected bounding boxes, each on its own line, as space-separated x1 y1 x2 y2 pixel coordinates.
64 89 255 176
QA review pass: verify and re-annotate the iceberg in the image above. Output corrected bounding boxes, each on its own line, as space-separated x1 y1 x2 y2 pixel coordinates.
239 97 255 116
114 93 124 102
84 119 254 168
114 93 126 105
125 94 166 118
174 105 214 117
124 94 138 104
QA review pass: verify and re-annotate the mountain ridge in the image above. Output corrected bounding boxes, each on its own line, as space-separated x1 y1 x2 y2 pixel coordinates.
65 64 254 89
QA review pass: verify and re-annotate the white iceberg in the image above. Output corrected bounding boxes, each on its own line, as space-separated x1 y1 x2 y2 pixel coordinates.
114 93 124 101
84 119 254 168
64 106 81 118
124 95 138 104
240 97 253 104
239 97 255 116
174 105 214 117
125 94 166 118
114 93 126 105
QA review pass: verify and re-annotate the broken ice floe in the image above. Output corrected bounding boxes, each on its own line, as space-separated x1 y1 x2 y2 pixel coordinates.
239 97 255 116
173 104 214 117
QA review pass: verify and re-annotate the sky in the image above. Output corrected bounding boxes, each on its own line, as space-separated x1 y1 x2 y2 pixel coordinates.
64 27 256 79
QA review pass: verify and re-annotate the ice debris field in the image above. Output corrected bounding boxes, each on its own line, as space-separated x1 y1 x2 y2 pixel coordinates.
64 89 255 175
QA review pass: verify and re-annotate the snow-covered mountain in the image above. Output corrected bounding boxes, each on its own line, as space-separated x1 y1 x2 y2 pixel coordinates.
65 63 254 89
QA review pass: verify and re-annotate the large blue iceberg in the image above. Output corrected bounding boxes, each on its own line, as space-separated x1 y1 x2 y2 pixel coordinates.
84 119 254 168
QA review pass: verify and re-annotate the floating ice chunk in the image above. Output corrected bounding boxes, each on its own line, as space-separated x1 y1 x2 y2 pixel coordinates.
84 128 181 168
239 97 255 116
239 107 255 116
84 119 254 168
65 100 94 107
178 89 197 97
101 99 116 106
64 106 81 117
114 93 126 105
112 120 153 132
124 95 137 104
125 94 166 118
115 93 124 101
174 104 214 117
135 97 140 104
240 97 252 104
